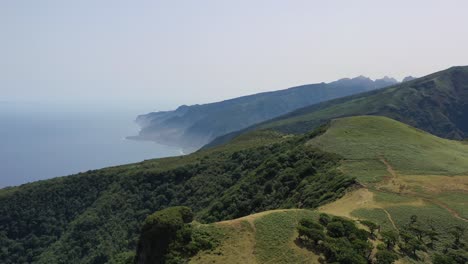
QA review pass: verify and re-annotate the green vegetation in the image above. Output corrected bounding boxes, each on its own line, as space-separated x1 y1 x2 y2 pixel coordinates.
385 204 468 245
190 209 321 263
351 208 396 232
143 115 468 263
254 210 319 263
373 192 417 204
307 116 468 263
436 192 468 219
0 127 354 263
297 213 374 263
135 207 221 264
4 83 468 264
298 212 468 263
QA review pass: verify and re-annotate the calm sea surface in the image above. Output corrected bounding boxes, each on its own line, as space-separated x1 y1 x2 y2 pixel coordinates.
0 102 180 188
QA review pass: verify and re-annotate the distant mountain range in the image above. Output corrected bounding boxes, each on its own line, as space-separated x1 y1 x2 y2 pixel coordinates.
207 66 468 148
130 76 401 151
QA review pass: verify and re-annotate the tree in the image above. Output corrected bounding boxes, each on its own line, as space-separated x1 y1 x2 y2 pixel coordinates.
298 226 325 246
401 237 425 258
409 225 427 242
410 215 418 225
426 229 439 249
299 218 323 230
375 250 399 264
319 213 331 226
433 253 456 264
361 220 379 238
399 229 413 243
297 219 325 246
352 239 373 260
381 230 399 250
450 226 465 246
298 216 376 264
308 229 326 245
327 222 345 238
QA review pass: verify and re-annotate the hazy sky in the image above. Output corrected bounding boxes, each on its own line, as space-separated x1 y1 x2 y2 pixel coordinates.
2 0 468 109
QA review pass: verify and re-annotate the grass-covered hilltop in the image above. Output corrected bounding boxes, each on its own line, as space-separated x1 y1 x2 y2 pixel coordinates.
2 66 468 263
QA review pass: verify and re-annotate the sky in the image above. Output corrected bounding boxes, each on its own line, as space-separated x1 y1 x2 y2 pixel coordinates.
2 0 468 110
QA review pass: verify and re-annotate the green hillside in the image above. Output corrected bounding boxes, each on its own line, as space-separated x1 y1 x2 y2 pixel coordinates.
206 66 468 148
189 116 468 263
308 116 468 181
2 115 468 263
137 208 385 264
313 116 468 263
0 128 353 263
136 208 322 264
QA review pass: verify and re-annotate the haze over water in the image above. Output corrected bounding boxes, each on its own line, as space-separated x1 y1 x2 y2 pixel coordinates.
0 102 180 188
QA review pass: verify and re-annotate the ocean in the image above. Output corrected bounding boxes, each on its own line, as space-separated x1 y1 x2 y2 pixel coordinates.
0 102 180 188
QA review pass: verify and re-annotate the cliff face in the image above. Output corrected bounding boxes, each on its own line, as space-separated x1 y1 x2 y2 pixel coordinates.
132 77 398 151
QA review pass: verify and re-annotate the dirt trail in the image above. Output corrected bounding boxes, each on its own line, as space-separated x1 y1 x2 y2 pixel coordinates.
382 209 398 230
380 158 397 179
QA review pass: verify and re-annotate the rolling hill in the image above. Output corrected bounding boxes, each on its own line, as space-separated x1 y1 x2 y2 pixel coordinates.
179 116 468 263
3 115 468 263
0 124 354 263
206 66 468 148
131 76 398 151
307 116 468 263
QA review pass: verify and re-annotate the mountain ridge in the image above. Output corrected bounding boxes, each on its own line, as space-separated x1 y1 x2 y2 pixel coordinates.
205 66 468 149
131 76 399 151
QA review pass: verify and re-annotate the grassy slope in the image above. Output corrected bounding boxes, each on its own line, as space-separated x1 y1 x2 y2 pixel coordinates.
312 116 468 262
308 115 468 178
190 209 321 264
